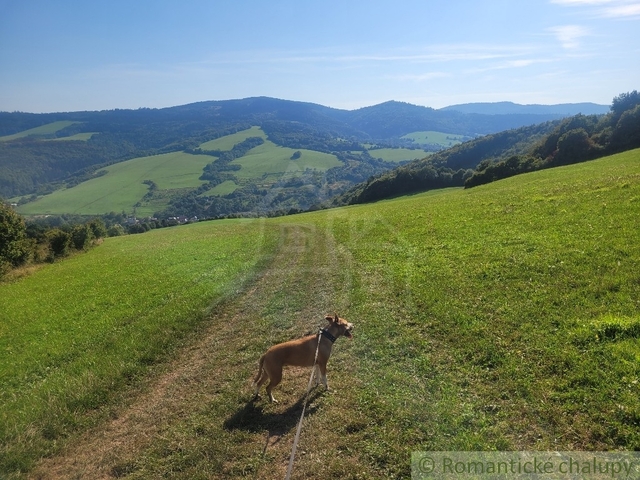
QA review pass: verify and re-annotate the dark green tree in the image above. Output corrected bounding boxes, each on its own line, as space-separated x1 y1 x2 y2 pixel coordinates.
611 104 640 151
70 224 94 251
0 202 31 274
47 229 71 260
553 128 593 165
611 90 640 120
88 218 108 239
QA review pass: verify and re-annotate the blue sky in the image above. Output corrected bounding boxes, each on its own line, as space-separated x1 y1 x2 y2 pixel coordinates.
1 0 638 112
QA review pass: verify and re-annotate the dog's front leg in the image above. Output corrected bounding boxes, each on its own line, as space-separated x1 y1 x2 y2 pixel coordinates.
313 364 322 387
318 362 329 390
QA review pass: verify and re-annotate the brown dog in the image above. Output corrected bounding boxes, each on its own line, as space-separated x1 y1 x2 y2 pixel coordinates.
252 314 354 402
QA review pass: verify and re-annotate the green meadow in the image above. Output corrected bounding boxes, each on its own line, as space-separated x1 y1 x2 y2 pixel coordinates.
17 151 214 216
2 149 639 478
0 121 80 142
48 132 97 141
16 126 342 215
199 126 267 150
402 130 468 147
367 147 429 162
231 141 341 180
200 126 341 182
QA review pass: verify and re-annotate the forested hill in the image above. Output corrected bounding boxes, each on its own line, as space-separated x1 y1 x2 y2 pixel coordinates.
0 96 600 200
0 96 584 138
333 91 640 206
440 101 609 116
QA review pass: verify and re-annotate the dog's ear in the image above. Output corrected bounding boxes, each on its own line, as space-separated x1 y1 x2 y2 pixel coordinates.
325 315 334 322
334 313 339 323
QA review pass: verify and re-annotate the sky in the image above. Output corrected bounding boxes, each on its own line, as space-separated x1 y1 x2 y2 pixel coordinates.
0 0 639 113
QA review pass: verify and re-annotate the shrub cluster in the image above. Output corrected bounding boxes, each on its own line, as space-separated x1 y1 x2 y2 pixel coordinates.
0 202 107 278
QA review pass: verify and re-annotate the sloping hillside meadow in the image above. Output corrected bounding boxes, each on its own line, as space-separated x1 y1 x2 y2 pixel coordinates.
16 151 216 216
0 121 80 142
15 126 344 217
1 149 639 478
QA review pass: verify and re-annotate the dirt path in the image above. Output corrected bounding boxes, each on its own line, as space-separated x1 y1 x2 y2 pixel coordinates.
29 221 350 479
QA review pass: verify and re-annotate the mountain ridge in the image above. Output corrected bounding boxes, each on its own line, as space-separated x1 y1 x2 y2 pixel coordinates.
0 95 620 218
1 97 608 138
440 101 609 116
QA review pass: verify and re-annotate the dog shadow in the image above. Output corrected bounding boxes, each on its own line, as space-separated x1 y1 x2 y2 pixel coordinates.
223 388 324 436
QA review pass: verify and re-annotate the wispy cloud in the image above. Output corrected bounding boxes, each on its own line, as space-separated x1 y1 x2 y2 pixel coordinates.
191 44 538 67
551 0 640 17
386 72 451 82
602 2 640 16
548 25 590 48
551 0 616 5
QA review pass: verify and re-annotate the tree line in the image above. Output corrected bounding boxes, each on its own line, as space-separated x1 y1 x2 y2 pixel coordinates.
464 91 640 188
335 91 640 204
0 204 203 279
0 202 108 278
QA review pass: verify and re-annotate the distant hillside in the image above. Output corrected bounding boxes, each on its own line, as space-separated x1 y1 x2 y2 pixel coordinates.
333 121 558 205
342 100 573 138
334 91 639 205
0 96 613 217
440 101 609 116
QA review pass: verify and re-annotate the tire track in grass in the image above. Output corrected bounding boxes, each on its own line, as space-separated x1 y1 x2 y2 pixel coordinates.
28 221 352 479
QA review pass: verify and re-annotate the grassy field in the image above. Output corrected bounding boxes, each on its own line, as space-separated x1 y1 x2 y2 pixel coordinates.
0 219 281 476
2 149 639 478
206 179 239 196
231 140 341 181
0 121 80 142
367 147 429 162
48 132 97 141
199 126 267 150
195 126 341 181
401 130 469 147
17 151 214 216
16 126 342 215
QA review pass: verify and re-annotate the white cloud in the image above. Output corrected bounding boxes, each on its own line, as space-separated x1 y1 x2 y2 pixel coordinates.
548 25 590 48
551 0 640 17
602 2 640 16
551 0 616 4
386 72 450 82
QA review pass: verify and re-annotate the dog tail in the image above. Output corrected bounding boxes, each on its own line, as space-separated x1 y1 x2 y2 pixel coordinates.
253 355 265 384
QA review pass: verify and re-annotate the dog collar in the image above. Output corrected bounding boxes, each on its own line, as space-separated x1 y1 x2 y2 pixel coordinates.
319 328 337 343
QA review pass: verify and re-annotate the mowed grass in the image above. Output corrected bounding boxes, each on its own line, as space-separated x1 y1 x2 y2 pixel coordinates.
17 151 213 216
0 121 80 142
71 148 638 479
367 147 429 162
312 149 640 472
2 149 639 478
0 219 281 475
401 130 467 147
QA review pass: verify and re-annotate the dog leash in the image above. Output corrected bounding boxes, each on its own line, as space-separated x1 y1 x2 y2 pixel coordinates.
284 328 323 480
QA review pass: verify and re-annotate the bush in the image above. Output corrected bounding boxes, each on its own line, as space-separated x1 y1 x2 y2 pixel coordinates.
0 202 31 272
88 218 108 239
107 224 126 237
71 224 95 251
553 128 594 166
47 229 71 260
